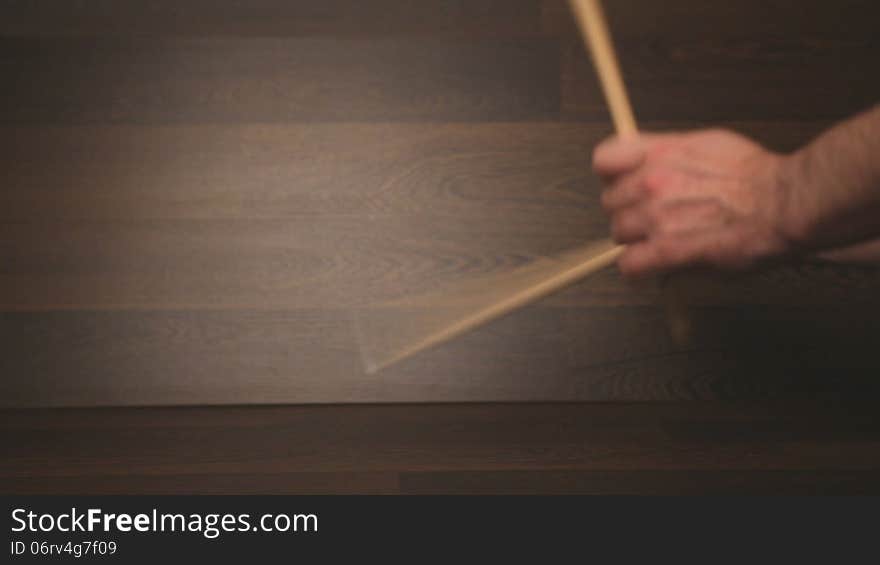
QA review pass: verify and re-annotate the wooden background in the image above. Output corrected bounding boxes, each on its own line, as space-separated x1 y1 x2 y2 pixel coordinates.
4 401 880 494
2 0 879 406
2 0 880 494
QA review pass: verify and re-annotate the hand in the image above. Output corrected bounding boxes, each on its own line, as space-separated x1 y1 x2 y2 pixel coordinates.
594 129 795 276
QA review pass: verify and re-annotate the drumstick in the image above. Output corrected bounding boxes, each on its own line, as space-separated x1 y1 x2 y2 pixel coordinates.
359 241 624 374
571 0 691 344
357 0 677 373
569 0 638 136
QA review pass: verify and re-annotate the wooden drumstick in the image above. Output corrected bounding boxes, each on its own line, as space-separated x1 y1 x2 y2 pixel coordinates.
363 241 624 373
570 0 691 344
360 0 687 373
569 0 638 136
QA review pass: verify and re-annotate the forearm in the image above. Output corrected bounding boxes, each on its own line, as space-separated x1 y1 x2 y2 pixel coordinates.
779 104 880 251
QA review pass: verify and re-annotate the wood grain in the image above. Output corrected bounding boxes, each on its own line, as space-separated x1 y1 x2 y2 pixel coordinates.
400 470 880 495
0 37 560 124
2 0 879 407
7 0 875 39
552 0 880 122
3 402 880 494
0 121 827 222
0 123 607 220
2 304 879 406
542 0 880 38
561 35 880 122
1 0 543 37
4 122 873 315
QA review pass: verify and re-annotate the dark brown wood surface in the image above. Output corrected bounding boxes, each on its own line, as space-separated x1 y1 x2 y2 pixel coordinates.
4 401 880 494
2 0 879 407
3 0 880 495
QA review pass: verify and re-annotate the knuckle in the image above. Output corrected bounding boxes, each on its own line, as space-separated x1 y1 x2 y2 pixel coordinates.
642 168 671 196
645 139 675 161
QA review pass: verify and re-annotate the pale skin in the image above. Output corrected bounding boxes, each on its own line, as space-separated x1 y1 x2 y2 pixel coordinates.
593 104 880 276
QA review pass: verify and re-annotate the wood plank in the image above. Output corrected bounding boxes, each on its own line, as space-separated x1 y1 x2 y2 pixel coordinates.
400 470 880 495
2 304 879 406
4 216 880 311
0 217 609 310
2 0 543 37
562 37 879 122
542 0 880 39
0 37 560 124
552 0 880 122
2 124 879 407
4 403 880 494
2 1 879 410
6 0 875 40
0 123 607 221
2 472 400 495
0 121 826 223
0 122 608 310
6 122 877 313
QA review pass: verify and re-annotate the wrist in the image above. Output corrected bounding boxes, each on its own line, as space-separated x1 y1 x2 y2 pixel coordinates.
771 150 819 250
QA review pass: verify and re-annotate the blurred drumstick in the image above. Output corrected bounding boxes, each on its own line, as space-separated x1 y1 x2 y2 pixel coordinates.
356 240 624 374
571 0 692 344
355 0 685 373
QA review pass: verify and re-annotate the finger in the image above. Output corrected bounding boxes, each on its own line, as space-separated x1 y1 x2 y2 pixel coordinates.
617 236 707 277
592 133 671 178
601 170 646 211
652 199 726 236
592 136 646 178
604 164 722 215
618 228 760 276
611 207 651 244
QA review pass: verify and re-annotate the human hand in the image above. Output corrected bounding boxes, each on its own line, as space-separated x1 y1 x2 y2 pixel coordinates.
594 129 796 276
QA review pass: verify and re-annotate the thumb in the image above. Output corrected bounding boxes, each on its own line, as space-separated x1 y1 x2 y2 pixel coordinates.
592 133 670 178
